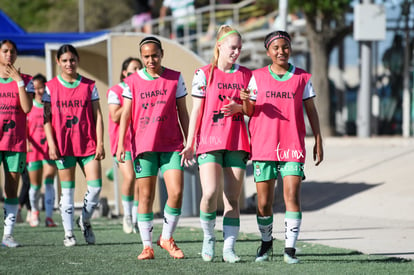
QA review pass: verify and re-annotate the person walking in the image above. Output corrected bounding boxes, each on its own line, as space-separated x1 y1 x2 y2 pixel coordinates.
43 44 105 247
107 57 142 234
27 73 58 227
241 30 324 264
159 0 196 49
117 36 189 260
0 39 34 247
132 0 153 33
181 25 251 263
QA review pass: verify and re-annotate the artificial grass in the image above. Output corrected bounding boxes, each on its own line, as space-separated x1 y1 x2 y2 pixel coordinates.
0 212 412 275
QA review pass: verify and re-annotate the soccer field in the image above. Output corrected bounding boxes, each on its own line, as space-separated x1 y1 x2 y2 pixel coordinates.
1 212 412 275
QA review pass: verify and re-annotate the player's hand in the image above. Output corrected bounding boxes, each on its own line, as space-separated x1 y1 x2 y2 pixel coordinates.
221 97 242 116
240 89 250 101
313 140 324 166
116 146 126 163
5 63 22 83
95 144 105 160
180 146 196 167
48 144 60 160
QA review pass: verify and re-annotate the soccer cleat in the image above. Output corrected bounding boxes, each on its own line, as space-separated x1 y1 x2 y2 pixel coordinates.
132 222 139 234
2 235 21 248
201 237 216 262
284 253 300 264
76 216 95 244
123 215 133 234
222 249 241 263
137 246 155 260
157 236 184 259
63 233 77 247
30 210 40 227
255 240 273 262
45 217 57 227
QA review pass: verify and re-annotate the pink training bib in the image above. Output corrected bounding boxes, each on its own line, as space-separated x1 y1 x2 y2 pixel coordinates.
107 83 132 156
249 66 311 163
27 100 49 162
0 74 32 152
46 76 97 157
196 64 251 155
124 68 184 159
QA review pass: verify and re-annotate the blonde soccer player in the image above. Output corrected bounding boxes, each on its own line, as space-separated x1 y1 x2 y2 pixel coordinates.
181 25 251 263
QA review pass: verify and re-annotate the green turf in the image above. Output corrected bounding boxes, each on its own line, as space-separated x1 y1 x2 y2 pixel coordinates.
1 211 412 275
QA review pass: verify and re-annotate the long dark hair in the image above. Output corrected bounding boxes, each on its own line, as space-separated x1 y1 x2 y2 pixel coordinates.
56 44 79 60
120 57 143 82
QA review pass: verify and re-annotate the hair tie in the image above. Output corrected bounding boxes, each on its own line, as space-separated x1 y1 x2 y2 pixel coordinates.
139 38 162 49
218 30 239 42
265 34 291 49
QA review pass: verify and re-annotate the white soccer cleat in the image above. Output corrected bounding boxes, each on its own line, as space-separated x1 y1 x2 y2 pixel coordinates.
2 235 21 248
123 215 133 234
63 233 77 247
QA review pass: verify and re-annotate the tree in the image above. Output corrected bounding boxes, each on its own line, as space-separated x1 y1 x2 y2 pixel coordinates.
289 0 353 136
1 0 54 31
1 0 134 32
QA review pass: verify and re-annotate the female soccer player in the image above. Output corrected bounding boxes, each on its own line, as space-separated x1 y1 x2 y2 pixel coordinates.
117 36 189 260
241 30 324 264
180 25 251 263
107 57 142 234
27 73 57 227
43 44 105 247
0 39 34 247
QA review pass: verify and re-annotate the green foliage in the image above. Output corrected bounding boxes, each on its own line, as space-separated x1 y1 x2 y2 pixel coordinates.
0 211 412 274
1 0 134 32
289 0 352 20
1 0 54 31
255 0 277 13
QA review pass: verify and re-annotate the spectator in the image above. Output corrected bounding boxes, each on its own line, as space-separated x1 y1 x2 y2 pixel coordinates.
132 0 153 33
159 0 196 42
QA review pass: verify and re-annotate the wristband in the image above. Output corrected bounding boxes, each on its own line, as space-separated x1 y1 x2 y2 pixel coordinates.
17 80 25 88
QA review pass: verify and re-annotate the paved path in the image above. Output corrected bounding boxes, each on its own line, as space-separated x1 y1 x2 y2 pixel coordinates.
177 137 414 260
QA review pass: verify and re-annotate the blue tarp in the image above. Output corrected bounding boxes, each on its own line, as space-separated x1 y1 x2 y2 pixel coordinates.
0 10 108 56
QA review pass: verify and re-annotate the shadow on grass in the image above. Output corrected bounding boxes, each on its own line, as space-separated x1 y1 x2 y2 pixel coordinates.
302 252 411 263
242 178 380 214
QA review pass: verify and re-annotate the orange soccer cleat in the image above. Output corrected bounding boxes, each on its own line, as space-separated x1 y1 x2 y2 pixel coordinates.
137 246 154 260
157 236 184 259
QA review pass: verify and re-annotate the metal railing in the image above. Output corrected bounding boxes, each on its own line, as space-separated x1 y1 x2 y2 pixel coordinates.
111 0 308 67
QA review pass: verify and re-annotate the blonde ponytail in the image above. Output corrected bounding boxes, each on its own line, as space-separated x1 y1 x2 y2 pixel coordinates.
207 25 241 87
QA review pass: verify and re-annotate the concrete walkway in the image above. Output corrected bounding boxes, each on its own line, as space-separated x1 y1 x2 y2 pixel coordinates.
177 137 414 260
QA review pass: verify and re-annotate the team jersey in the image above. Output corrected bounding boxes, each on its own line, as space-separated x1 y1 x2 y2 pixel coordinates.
44 74 99 157
163 0 196 27
0 73 34 152
27 99 49 162
248 64 315 163
107 82 132 155
192 64 251 155
123 67 187 159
